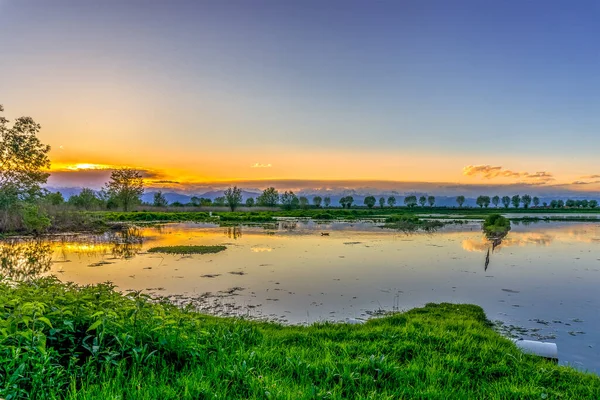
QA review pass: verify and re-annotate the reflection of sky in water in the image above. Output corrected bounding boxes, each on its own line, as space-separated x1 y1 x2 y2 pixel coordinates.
17 221 600 373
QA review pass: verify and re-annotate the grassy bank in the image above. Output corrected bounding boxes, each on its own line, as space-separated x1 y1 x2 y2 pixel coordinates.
147 245 227 255
1 278 599 399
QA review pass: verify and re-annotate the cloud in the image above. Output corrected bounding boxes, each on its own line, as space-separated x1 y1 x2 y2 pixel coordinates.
250 163 272 168
582 175 600 179
463 165 554 183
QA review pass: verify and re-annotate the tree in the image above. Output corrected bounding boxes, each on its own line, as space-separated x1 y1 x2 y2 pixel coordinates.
557 199 564 208
213 196 226 206
339 196 354 209
379 197 385 208
199 198 212 206
418 196 426 207
299 196 309 209
427 195 435 207
492 195 500 208
581 199 589 208
364 196 376 209
565 199 575 208
532 196 540 207
521 194 532 209
323 196 331 207
153 191 168 207
190 196 200 207
456 195 465 208
45 191 64 206
476 196 486 208
245 197 255 207
502 196 511 209
511 195 520 208
313 196 322 208
590 200 598 209
257 187 279 207
0 105 50 200
224 186 242 211
404 195 417 208
550 200 558 209
280 191 299 210
105 169 144 211
68 188 100 210
387 196 396 207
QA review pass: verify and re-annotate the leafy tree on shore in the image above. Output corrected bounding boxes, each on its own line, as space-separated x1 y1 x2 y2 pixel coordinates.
557 199 564 208
533 196 540 207
521 194 532 209
45 192 64 206
313 196 322 208
419 196 426 207
257 187 279 207
565 199 575 208
153 191 168 207
190 196 200 207
550 200 558 208
245 197 255 207
299 196 309 209
581 199 589 208
106 169 144 212
404 195 417 208
213 196 226 206
511 195 521 208
476 196 490 208
364 196 376 209
379 197 385 208
224 186 243 211
492 196 500 208
590 200 598 208
427 195 435 207
456 195 465 208
387 196 396 207
502 196 511 208
339 196 354 209
280 191 299 210
323 196 331 207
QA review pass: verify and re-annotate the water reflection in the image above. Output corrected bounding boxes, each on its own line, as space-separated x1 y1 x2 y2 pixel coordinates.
0 239 52 280
225 226 243 239
109 227 143 259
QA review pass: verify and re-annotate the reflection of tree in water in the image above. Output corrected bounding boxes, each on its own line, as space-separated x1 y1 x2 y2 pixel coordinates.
225 226 242 239
279 221 297 231
0 239 52 280
483 230 509 271
109 227 144 259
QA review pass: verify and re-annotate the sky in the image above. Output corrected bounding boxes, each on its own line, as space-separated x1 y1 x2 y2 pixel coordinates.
1 0 599 194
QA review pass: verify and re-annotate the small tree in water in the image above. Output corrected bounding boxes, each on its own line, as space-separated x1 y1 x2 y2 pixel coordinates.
106 169 144 212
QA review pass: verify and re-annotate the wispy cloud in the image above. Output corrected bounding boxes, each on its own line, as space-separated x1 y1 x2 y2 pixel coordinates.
250 163 272 168
582 175 600 179
463 165 554 183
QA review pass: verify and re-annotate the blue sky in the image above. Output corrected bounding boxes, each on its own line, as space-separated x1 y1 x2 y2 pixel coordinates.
1 0 599 191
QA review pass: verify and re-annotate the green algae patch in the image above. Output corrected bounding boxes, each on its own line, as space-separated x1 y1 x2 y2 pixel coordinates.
147 245 227 254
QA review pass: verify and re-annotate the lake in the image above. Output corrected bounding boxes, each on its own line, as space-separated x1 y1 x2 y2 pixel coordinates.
2 219 599 373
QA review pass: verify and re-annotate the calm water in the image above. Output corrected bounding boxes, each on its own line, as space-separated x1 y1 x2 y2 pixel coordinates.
2 220 599 373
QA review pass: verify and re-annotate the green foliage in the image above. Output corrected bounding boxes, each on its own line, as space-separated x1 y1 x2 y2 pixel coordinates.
257 187 279 207
476 195 491 208
404 195 417 208
384 215 444 232
502 196 511 208
99 211 211 222
2 279 598 399
147 245 226 255
427 195 435 207
245 197 255 208
339 196 354 209
590 200 598 208
387 196 396 207
44 192 64 206
298 196 309 209
217 212 274 222
21 203 51 234
105 169 144 212
511 195 521 208
323 196 331 207
312 196 322 208
153 192 168 207
68 188 100 210
378 197 385 208
456 195 465 207
483 214 511 238
213 196 226 207
491 195 500 207
280 191 299 210
418 195 426 207
521 194 532 209
224 186 243 211
532 196 540 207
363 196 376 209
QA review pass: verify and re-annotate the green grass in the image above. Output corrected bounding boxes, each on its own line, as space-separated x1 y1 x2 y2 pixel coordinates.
1 278 599 399
147 245 227 255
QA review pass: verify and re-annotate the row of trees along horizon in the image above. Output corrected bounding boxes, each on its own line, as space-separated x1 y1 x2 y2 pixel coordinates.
1 104 598 234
